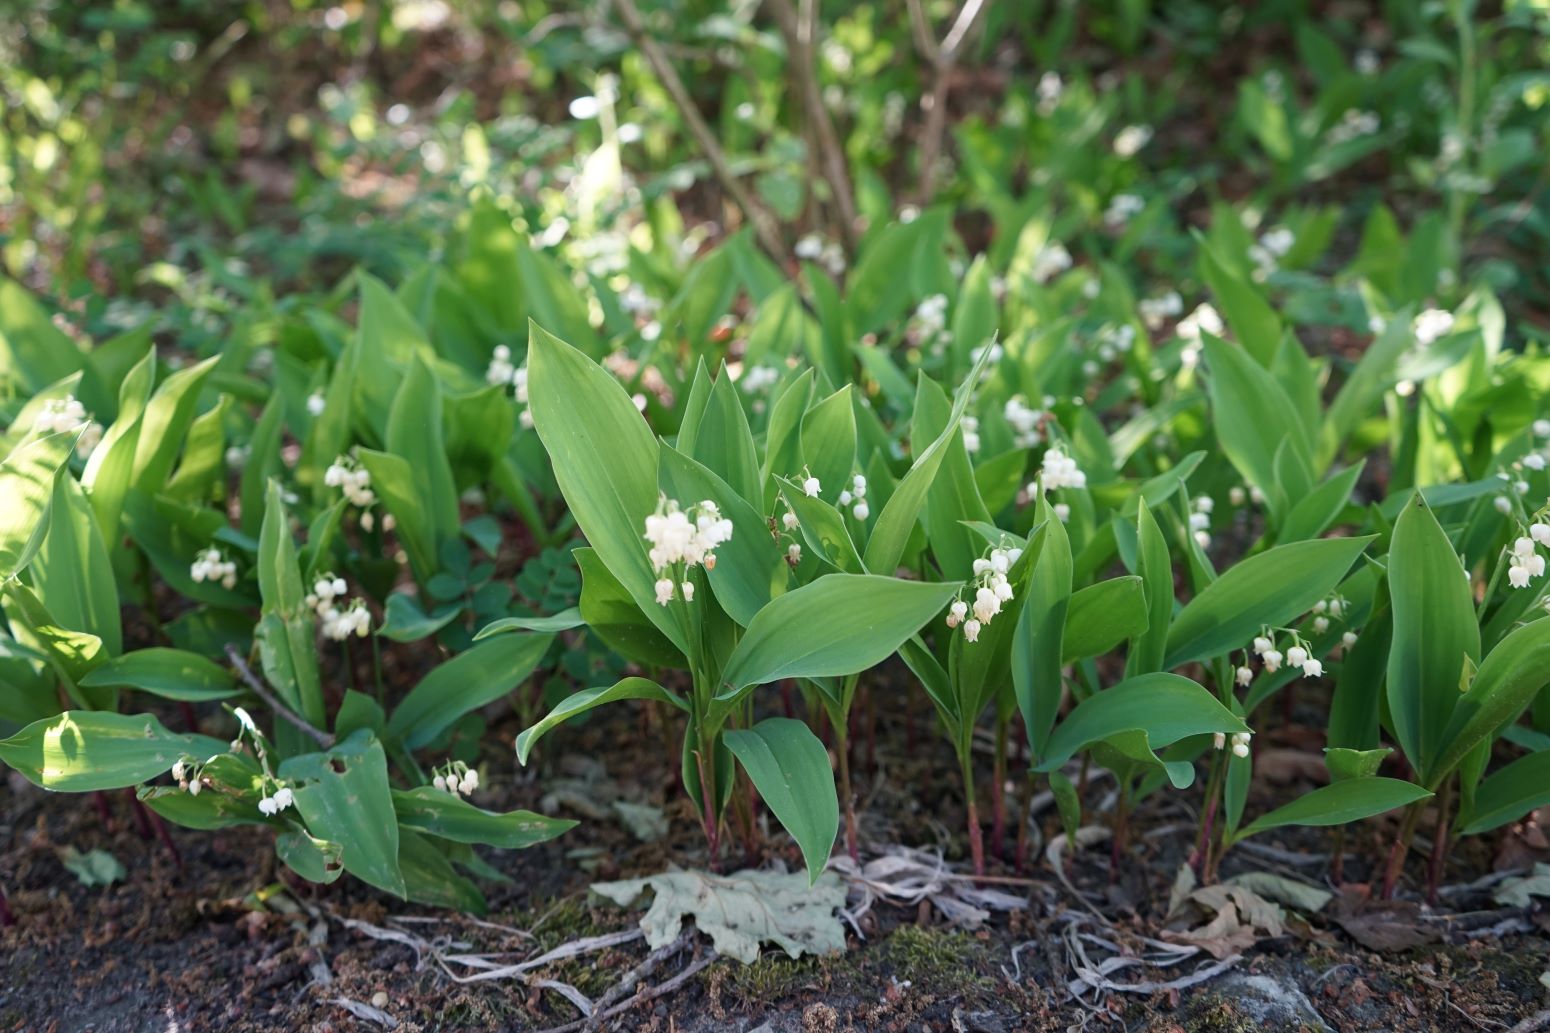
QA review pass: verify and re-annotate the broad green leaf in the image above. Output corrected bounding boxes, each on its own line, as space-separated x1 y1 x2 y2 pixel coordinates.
356 449 439 581
574 547 685 668
689 369 761 505
1038 673 1247 772
725 718 838 883
386 358 461 547
1199 242 1282 366
1325 747 1391 782
1430 616 1550 785
778 475 862 573
1386 496 1479 783
527 324 684 652
718 574 959 693
1164 536 1372 668
0 277 84 391
660 445 785 625
276 830 345 884
30 474 121 656
391 787 576 848
472 608 585 639
79 648 237 701
1125 500 1172 676
1237 778 1430 840
388 632 556 750
378 592 462 642
280 733 404 898
516 677 685 764
1279 462 1363 543
81 349 154 548
257 482 325 738
0 430 74 579
1015 506 1069 758
1062 576 1147 664
1461 751 1550 835
1200 333 1311 515
164 394 231 501
398 829 486 912
131 355 219 491
0 711 228 791
1320 309 1413 466
799 386 857 505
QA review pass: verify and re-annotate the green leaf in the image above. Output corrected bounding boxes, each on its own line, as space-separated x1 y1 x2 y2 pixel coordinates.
1237 778 1430 840
378 592 462 642
398 829 486 912
574 547 685 669
1386 496 1480 783
276 830 345 884
1199 242 1282 366
386 358 461 548
392 787 576 848
388 632 556 750
81 349 154 548
0 430 74 580
1430 616 1550 786
724 718 838 882
472 608 585 639
1164 536 1372 668
1037 673 1247 774
257 481 326 739
280 734 404 898
799 386 857 505
1125 499 1172 677
1279 462 1363 544
0 711 228 792
1062 576 1147 664
516 677 685 764
1200 333 1312 515
689 369 762 505
527 323 683 652
660 445 785 626
356 449 439 582
1015 506 1069 758
1325 746 1391 782
0 277 84 391
718 574 959 694
132 356 219 492
778 475 862 573
1461 751 1550 835
30 472 121 656
79 648 238 701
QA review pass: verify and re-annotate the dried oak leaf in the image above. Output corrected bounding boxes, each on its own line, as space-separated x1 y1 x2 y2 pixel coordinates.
1328 886 1440 952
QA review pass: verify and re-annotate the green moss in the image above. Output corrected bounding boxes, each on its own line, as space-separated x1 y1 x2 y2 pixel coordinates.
877 925 992 996
724 953 834 1007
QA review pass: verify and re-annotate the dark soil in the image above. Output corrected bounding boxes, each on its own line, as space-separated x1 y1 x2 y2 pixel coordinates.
4 689 1548 1033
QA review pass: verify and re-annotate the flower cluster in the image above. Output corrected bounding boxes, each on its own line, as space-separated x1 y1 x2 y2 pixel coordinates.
1250 631 1323 679
1188 495 1214 550
34 395 101 454
794 234 846 276
962 415 981 454
644 497 733 605
1309 595 1348 636
257 784 296 816
838 474 869 521
432 760 479 797
1507 526 1550 589
1213 731 1253 758
1103 193 1145 228
1036 445 1087 492
1004 395 1045 449
190 546 239 590
324 454 376 508
1139 291 1183 329
946 546 1020 643
487 345 534 429
1249 226 1295 279
306 574 371 640
1413 308 1454 347
912 294 949 339
1029 242 1072 284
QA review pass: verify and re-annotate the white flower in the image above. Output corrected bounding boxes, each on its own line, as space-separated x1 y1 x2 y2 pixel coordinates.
1413 308 1454 346
1189 511 1210 531
787 543 802 564
1235 666 1253 687
1053 503 1071 522
1104 193 1145 228
1029 243 1072 285
1177 303 1223 342
188 779 202 796
947 600 968 628
852 501 869 521
1301 659 1324 678
1229 486 1247 507
1252 636 1272 654
1313 616 1330 634
433 775 448 792
1523 454 1546 472
190 547 239 590
795 234 824 260
1113 124 1152 157
1507 564 1530 589
644 498 733 574
681 581 695 602
325 456 376 508
962 415 981 454
172 760 186 782
1513 536 1537 560
1262 649 1283 673
963 618 982 642
1193 530 1212 549
1037 446 1087 492
1286 646 1309 668
306 392 326 416
1531 523 1550 547
1494 495 1513 515
740 365 780 394
33 396 89 436
852 474 867 498
655 578 675 605
782 510 799 531
459 770 479 794
1004 396 1044 448
1534 419 1550 438
1231 741 1250 759
1139 291 1183 329
839 490 852 507
1342 631 1358 648
272 787 293 810
803 476 821 498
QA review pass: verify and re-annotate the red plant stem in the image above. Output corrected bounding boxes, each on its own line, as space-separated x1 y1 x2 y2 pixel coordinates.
864 685 878 774
92 791 113 829
1426 781 1454 905
836 728 860 863
178 701 199 733
966 796 985 877
1381 801 1425 899
1014 774 1034 873
1330 826 1347 885
151 808 183 869
125 788 153 839
990 721 1008 863
693 747 721 870
780 680 795 719
0 884 14 926
1108 789 1130 883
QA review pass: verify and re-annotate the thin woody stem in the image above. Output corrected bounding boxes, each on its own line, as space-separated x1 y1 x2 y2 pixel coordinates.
226 645 335 750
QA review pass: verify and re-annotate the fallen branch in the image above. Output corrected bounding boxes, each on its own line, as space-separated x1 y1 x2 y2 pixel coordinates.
537 946 718 1033
905 0 991 202
611 0 786 262
226 644 335 750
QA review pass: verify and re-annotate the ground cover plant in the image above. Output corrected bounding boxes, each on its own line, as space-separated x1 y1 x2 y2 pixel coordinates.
4 1 1550 1030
